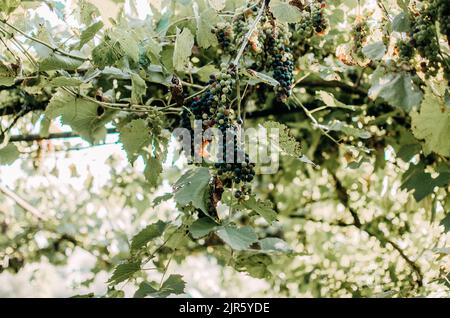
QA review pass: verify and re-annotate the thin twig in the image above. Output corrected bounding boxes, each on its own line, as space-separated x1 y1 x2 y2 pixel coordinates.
0 184 47 220
291 94 341 146
0 19 89 61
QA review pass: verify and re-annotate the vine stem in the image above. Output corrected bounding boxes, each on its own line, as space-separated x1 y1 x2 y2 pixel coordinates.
291 94 340 146
0 25 38 67
159 252 174 288
232 0 265 67
0 19 89 61
0 184 47 221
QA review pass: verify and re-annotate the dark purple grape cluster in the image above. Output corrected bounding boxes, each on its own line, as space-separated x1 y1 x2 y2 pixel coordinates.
180 64 255 197
265 26 294 102
311 0 328 34
212 22 235 52
181 64 235 130
215 129 256 186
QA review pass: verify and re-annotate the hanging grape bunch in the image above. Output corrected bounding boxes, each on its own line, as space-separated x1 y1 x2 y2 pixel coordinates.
288 1 329 57
409 8 441 78
180 63 255 201
212 22 235 53
264 25 294 101
392 39 418 76
311 0 328 34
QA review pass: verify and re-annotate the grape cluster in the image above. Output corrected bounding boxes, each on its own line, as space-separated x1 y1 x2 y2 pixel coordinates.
290 2 329 56
434 0 450 45
397 40 414 62
311 0 328 34
180 63 255 198
212 22 235 53
181 64 235 130
215 130 256 186
293 12 314 45
410 12 441 77
265 24 294 102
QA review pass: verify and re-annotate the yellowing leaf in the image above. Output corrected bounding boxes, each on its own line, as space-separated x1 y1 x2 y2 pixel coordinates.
411 89 450 157
173 28 194 72
39 53 84 71
269 0 302 23
131 73 147 104
0 143 19 165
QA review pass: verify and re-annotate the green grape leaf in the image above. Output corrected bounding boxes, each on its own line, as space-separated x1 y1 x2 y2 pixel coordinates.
161 45 175 72
134 275 186 298
77 0 99 25
48 76 83 87
45 89 116 143
145 38 163 63
133 282 158 298
401 163 450 201
189 217 218 239
173 27 194 72
369 72 423 112
131 73 147 104
0 143 20 165
411 89 450 157
261 121 302 157
131 220 167 251
440 213 450 233
216 225 258 250
0 77 15 86
234 253 272 278
362 41 386 60
158 274 186 296
144 155 163 187
78 21 104 49
39 53 84 71
196 8 219 49
108 261 140 285
92 37 125 68
392 12 410 32
114 30 140 63
173 167 211 213
0 62 17 86
241 197 278 224
269 0 302 23
118 118 151 164
0 0 20 14
153 193 173 206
